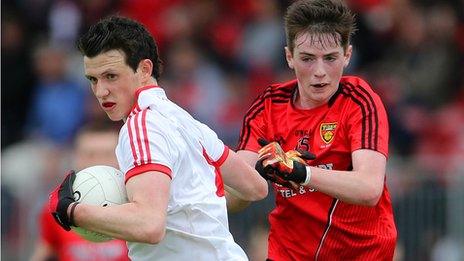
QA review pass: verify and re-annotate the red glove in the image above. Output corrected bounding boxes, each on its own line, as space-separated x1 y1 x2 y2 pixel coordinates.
49 170 78 231
255 138 315 188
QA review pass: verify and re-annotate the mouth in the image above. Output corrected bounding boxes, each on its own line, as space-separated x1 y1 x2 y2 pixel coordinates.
311 83 329 88
101 102 116 110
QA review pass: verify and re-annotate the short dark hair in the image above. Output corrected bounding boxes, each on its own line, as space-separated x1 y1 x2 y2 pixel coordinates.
284 0 356 53
77 16 162 79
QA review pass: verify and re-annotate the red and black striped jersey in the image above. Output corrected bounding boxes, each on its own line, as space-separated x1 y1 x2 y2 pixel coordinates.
238 76 397 261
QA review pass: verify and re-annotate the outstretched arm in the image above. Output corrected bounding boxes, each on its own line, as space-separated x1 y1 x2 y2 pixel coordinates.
257 145 386 206
307 149 386 206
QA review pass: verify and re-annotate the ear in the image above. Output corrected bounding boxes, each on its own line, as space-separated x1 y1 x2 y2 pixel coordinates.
343 45 353 68
284 46 294 70
137 59 154 80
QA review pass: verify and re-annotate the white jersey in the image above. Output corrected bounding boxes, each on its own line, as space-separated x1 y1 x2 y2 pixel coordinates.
115 85 248 261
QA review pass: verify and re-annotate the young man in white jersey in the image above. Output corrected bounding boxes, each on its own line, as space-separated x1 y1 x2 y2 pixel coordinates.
49 16 268 261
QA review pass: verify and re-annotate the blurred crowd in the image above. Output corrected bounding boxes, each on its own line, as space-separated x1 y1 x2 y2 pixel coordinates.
2 0 464 260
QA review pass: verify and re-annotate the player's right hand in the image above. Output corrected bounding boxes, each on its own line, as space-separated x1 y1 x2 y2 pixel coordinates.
49 170 78 231
255 138 316 188
255 138 296 188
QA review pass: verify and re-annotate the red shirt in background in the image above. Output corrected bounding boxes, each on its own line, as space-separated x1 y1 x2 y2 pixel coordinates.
40 204 129 261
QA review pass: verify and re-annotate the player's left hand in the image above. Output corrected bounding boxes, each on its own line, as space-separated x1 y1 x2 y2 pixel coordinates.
49 170 78 231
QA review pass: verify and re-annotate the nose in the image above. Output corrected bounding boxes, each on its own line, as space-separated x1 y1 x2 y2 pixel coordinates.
314 60 326 78
94 83 110 98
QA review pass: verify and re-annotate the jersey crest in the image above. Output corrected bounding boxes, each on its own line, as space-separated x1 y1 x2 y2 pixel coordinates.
320 122 337 144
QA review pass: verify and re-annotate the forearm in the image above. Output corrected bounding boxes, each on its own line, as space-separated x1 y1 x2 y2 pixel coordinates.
307 166 384 206
221 150 268 201
225 186 251 213
72 202 165 243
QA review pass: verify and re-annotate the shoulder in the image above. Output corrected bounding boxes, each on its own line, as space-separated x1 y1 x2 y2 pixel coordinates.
339 76 385 104
251 79 296 107
340 76 377 95
119 108 175 149
264 79 296 99
125 108 176 135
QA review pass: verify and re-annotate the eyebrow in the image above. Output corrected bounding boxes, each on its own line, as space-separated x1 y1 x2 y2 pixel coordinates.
299 51 340 56
85 69 117 79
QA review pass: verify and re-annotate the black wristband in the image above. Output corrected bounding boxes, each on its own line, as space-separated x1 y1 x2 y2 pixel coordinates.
69 202 79 227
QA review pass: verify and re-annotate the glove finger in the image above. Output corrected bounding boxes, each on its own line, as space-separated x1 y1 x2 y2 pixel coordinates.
258 143 274 155
52 212 71 231
60 170 76 196
282 182 294 189
255 158 265 173
297 150 316 160
68 170 76 191
272 175 293 189
49 187 60 213
64 170 76 185
256 158 274 181
257 152 271 162
288 181 300 190
255 158 279 184
265 171 278 183
258 138 270 147
265 165 293 188
263 163 276 174
259 143 287 163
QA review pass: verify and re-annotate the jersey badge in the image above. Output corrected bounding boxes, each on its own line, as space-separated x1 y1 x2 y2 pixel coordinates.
320 122 337 144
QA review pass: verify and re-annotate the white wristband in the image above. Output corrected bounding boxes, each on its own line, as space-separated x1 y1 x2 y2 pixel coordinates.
301 166 312 186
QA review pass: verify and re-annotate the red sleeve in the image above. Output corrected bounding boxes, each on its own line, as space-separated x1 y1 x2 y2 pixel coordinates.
125 163 172 183
237 97 268 152
345 81 389 157
215 145 230 167
237 81 296 152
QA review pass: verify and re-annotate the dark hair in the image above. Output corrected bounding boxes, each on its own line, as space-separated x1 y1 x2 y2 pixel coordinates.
284 0 356 53
77 16 162 79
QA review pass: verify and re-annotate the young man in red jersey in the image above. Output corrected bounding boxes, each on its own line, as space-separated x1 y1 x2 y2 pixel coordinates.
235 0 397 260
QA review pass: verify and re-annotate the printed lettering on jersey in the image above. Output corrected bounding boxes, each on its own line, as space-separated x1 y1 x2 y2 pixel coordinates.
294 129 310 136
275 163 333 199
320 122 337 144
295 135 311 152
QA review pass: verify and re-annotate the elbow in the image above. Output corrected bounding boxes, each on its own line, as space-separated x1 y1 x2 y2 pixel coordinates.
142 222 166 244
256 182 269 200
360 186 382 207
136 223 166 244
248 181 268 201
363 196 380 207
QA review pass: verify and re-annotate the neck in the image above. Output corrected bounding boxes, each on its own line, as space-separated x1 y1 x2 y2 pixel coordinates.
293 89 323 110
142 77 158 87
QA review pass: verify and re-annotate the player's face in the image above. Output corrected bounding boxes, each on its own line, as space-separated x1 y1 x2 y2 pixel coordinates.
75 131 119 170
285 32 352 108
84 50 142 121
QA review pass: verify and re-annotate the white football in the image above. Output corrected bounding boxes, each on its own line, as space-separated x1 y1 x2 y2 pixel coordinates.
71 165 128 242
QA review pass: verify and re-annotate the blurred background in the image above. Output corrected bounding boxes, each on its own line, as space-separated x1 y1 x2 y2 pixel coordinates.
1 0 463 260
